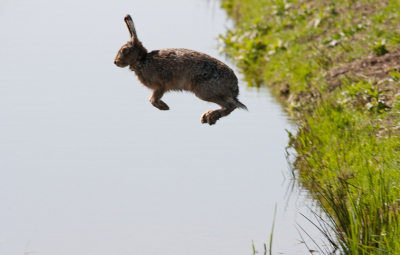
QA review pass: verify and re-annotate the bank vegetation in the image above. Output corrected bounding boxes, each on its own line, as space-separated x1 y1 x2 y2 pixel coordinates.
219 0 400 254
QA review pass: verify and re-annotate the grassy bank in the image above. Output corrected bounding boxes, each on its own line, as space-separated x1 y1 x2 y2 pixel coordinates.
219 0 400 254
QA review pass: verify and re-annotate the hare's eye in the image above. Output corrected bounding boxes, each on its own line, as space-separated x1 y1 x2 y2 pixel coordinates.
122 48 130 54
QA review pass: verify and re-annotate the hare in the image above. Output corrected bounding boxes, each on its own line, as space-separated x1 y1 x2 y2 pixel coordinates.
114 15 247 125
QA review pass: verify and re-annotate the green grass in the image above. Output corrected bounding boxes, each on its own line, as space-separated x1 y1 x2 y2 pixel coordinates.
292 99 400 254
251 204 277 254
219 0 400 253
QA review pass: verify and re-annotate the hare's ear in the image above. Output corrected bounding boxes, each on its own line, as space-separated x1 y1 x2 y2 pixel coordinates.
124 14 138 43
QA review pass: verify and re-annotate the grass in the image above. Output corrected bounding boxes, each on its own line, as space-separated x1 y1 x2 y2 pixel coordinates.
252 204 277 254
292 99 400 254
219 0 400 254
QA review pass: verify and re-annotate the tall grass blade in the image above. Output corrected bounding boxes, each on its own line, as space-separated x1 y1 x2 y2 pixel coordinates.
269 203 277 255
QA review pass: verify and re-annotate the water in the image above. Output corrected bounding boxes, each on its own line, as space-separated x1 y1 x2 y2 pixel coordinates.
0 1 322 254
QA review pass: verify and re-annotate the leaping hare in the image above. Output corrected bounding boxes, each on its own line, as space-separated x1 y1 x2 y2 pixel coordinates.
114 15 247 125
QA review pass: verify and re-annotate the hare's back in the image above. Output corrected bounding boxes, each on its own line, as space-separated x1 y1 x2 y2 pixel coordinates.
148 49 238 88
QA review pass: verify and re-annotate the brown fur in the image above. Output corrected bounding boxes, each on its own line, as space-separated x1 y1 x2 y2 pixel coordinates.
114 15 247 125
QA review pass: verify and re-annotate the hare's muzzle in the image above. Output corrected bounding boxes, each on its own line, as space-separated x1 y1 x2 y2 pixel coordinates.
114 60 128 68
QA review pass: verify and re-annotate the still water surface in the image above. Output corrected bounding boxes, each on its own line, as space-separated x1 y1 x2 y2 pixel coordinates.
0 1 320 254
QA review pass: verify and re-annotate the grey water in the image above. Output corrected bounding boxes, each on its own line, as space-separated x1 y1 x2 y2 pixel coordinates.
0 0 322 254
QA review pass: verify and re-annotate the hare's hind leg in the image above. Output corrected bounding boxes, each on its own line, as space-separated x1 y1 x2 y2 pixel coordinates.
200 98 237 125
150 90 169 110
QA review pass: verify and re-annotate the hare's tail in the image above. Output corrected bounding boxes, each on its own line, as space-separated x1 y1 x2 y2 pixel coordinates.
232 97 248 111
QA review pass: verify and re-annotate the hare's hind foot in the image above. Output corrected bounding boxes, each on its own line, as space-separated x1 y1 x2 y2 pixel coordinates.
200 110 213 124
200 110 222 126
200 102 237 126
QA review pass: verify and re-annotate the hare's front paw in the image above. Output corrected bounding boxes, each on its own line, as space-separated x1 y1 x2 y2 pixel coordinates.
152 100 170 111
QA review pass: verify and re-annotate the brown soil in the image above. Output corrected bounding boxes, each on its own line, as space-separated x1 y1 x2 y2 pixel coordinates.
326 51 400 104
327 51 400 81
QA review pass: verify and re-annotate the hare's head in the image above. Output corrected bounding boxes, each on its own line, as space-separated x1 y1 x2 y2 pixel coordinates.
114 15 147 68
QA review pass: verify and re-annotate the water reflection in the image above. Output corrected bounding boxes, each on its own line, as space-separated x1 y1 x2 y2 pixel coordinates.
0 0 321 254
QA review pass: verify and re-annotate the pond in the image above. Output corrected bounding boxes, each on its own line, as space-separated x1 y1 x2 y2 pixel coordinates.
0 0 322 254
